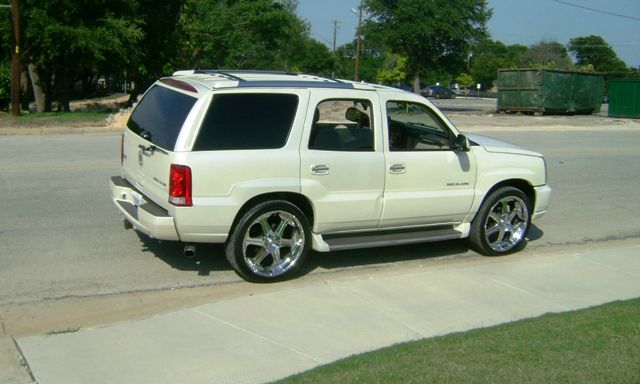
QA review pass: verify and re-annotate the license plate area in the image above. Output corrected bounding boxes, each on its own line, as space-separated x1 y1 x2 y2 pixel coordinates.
130 190 144 207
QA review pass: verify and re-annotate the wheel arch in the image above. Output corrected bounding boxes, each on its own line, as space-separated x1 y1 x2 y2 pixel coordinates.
228 192 315 241
483 179 536 209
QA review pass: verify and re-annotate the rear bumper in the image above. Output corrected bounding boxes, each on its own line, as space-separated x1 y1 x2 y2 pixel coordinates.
110 176 180 241
532 184 552 221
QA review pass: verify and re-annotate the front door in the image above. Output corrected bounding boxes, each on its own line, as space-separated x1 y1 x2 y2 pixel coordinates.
380 98 477 228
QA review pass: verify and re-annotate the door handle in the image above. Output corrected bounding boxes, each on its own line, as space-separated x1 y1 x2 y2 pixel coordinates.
311 164 330 175
389 163 406 174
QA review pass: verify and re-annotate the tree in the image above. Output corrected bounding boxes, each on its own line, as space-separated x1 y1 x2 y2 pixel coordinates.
376 53 407 84
127 0 187 104
0 11 11 110
178 0 309 70
470 40 527 87
334 39 385 82
364 0 491 92
520 41 572 69
23 0 143 111
569 35 627 73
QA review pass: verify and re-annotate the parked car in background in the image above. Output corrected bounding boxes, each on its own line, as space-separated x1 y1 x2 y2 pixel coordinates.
422 85 456 99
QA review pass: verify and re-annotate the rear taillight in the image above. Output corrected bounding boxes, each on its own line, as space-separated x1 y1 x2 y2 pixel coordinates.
169 164 192 207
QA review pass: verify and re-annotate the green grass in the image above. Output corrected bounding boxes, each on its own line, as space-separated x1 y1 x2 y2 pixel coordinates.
275 299 640 384
0 111 110 127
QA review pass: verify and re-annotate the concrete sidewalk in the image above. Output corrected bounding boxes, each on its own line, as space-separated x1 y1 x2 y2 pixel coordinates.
16 242 640 384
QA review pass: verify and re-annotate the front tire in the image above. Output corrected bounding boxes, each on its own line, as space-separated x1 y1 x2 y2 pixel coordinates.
225 200 310 283
469 187 531 256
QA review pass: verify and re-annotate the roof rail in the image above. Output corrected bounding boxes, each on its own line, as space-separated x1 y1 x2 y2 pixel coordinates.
193 69 298 79
236 80 354 89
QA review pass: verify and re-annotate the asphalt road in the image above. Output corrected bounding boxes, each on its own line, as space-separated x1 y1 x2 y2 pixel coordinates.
1 125 639 305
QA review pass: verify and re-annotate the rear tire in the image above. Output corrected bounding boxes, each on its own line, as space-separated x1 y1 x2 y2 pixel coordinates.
469 187 531 256
225 200 310 283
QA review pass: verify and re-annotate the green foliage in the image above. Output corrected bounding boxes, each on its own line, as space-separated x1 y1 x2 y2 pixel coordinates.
569 35 628 73
520 41 572 70
24 0 143 110
364 0 491 88
376 54 407 84
133 0 186 78
0 61 9 110
470 40 527 87
455 72 474 88
178 0 311 71
334 39 385 82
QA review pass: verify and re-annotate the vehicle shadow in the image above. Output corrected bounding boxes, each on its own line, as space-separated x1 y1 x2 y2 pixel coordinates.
528 224 544 241
135 225 546 279
135 232 228 276
301 239 472 275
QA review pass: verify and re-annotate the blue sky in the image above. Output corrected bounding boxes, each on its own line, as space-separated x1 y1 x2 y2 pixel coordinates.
297 0 640 68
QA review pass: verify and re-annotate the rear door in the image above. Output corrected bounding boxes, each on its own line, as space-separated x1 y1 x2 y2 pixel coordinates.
300 90 385 233
122 82 199 208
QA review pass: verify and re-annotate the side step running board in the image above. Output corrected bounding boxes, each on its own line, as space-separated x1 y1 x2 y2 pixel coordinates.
323 227 462 252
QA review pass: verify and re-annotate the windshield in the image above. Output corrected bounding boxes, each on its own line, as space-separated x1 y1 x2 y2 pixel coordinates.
127 85 197 150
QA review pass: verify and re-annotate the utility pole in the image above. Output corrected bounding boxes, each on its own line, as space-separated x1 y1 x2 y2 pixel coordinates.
354 1 363 82
9 0 20 116
331 20 338 78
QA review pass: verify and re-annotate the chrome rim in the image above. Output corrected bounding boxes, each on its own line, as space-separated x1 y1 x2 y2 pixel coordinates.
242 210 305 278
484 196 529 253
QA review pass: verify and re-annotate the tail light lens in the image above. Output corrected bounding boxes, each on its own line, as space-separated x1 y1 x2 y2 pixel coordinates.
169 164 192 206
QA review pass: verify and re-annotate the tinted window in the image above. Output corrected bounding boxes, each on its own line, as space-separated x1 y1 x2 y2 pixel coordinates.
387 101 453 151
308 99 374 152
194 93 298 151
128 85 197 150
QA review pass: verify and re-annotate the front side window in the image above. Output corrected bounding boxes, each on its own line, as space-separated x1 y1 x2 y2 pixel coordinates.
308 99 374 151
128 85 197 150
194 93 298 151
386 101 453 151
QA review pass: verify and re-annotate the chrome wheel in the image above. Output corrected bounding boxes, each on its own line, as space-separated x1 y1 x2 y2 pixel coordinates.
241 210 306 278
483 195 530 253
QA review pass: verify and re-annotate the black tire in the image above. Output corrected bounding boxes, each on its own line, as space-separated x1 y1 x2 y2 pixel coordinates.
225 200 310 283
469 187 531 256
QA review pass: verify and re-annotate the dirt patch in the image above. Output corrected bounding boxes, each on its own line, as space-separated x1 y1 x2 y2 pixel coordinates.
105 107 133 131
70 94 130 113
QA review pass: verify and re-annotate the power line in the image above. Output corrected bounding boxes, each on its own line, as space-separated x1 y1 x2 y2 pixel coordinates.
552 0 640 21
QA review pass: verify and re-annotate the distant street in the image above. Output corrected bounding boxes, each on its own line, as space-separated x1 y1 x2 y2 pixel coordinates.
1 119 639 305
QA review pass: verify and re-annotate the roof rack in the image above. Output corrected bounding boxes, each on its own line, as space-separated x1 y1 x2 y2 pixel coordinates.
171 69 376 91
186 69 354 89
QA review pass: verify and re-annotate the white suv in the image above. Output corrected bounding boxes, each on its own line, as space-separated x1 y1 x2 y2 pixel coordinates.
110 70 551 282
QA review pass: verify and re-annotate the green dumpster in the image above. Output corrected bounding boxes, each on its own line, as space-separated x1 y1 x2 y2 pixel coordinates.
608 79 640 119
497 69 604 115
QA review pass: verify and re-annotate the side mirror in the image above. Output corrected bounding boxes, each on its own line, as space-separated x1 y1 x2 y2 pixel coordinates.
453 134 470 152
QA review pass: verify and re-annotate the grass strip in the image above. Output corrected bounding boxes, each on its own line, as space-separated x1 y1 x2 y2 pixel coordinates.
0 112 110 127
276 298 640 384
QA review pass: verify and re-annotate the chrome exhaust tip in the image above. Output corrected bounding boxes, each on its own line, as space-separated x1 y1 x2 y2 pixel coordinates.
184 245 196 258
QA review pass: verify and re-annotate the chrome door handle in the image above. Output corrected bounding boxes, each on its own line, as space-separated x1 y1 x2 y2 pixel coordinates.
311 164 330 175
389 164 406 174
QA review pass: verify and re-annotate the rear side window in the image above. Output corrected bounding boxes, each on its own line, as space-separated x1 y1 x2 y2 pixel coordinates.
194 93 298 151
128 85 197 150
